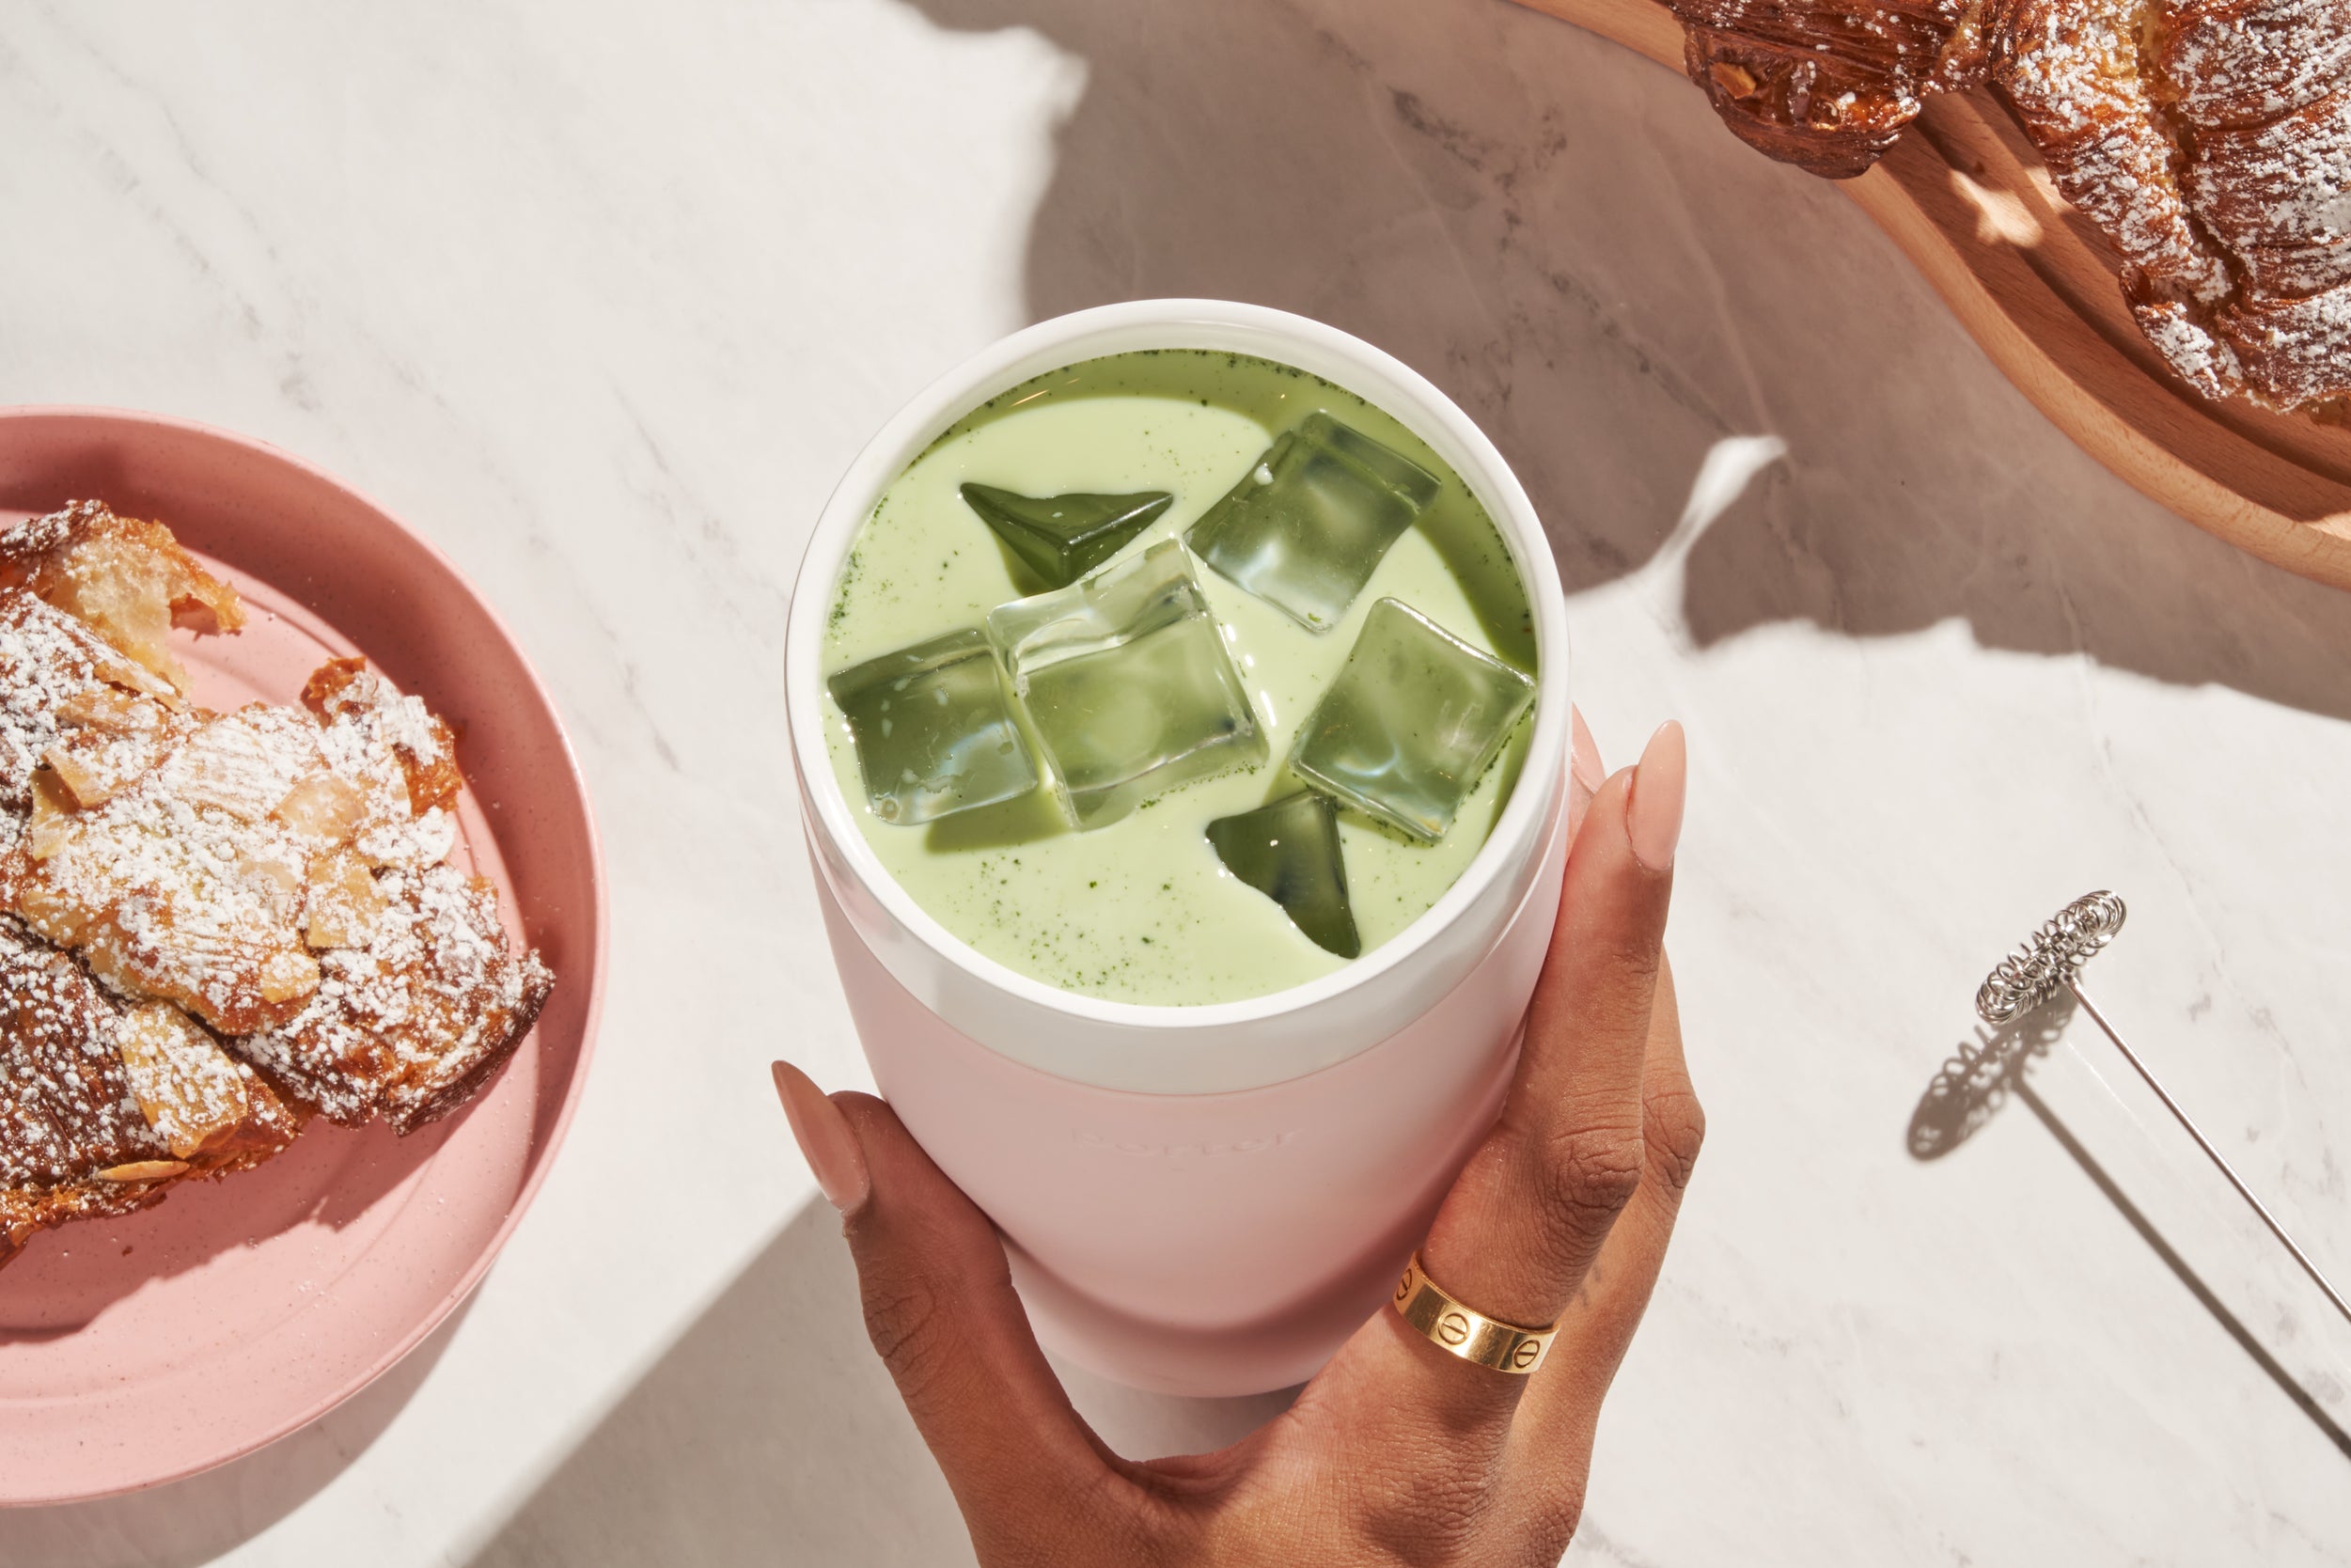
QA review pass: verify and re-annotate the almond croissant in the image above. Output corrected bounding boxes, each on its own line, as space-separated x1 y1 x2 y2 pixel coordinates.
1668 0 2351 412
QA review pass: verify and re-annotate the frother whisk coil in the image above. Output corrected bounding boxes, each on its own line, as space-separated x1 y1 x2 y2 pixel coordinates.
1975 890 2127 1025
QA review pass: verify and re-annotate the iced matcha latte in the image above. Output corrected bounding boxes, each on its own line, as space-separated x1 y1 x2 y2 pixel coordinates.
821 350 1536 1006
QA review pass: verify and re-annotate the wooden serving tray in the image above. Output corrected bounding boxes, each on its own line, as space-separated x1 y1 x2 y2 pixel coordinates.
1514 0 2351 591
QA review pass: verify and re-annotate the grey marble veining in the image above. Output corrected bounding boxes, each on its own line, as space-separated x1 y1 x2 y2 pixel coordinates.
1 1 2347 1564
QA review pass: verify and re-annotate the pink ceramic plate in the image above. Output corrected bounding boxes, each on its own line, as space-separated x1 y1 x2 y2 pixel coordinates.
0 409 605 1506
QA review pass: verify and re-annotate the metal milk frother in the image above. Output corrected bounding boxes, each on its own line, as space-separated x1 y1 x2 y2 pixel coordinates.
1977 890 2351 1327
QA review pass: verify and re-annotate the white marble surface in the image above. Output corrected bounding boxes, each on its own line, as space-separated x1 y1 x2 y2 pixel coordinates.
3 0 2349 1562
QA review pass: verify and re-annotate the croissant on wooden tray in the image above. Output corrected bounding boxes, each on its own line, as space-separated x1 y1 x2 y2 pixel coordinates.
1667 0 2351 413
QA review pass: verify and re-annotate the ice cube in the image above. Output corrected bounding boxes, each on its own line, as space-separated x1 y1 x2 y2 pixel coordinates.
826 628 1040 825
1186 412 1443 633
1290 598 1535 842
1205 791 1359 958
988 540 1266 829
961 482 1172 588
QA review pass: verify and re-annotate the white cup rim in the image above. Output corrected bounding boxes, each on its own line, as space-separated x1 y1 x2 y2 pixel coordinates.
786 300 1571 1043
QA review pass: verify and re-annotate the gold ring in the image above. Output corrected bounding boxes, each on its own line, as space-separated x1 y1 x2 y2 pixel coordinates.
1390 1252 1556 1374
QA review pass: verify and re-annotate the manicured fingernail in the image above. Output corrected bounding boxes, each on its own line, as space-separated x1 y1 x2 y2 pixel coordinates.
1626 721 1685 872
1570 705 1604 797
772 1060 870 1214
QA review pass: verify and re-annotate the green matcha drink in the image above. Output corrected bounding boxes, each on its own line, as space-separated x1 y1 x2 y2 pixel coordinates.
821 349 1536 1007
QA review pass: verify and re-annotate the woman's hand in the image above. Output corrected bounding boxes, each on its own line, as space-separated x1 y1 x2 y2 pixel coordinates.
775 712 1697 1567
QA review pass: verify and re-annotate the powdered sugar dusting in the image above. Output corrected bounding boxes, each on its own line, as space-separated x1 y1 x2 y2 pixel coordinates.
241 863 554 1134
0 917 165 1187
2163 0 2351 132
2002 0 2351 409
0 589 179 852
11 703 324 1036
2133 296 2247 395
2001 0 2236 305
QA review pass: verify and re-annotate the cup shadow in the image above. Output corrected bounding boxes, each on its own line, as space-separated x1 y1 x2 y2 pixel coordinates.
901 0 2351 722
461 1200 1291 1568
459 1203 971 1568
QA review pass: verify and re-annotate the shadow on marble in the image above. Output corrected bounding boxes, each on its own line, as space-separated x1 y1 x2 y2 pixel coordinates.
0 1296 467 1568
2015 1082 2351 1464
905 0 2351 722
1907 1004 2351 1463
462 1200 971 1568
461 1200 1293 1568
1905 996 2076 1162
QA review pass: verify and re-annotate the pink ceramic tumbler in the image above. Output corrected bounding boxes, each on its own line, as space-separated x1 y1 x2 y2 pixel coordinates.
786 302 1573 1397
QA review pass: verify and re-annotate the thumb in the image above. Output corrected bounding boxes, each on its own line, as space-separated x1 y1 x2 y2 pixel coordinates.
771 1064 1121 1537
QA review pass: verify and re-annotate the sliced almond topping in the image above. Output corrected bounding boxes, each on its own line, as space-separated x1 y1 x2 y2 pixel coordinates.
52 538 195 693
57 685 158 733
97 1160 189 1183
304 848 391 949
274 770 367 847
237 845 306 902
116 1002 252 1158
39 746 114 809
159 707 322 822
24 771 81 859
12 506 245 693
13 875 93 947
258 947 322 1003
1710 61 1762 99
